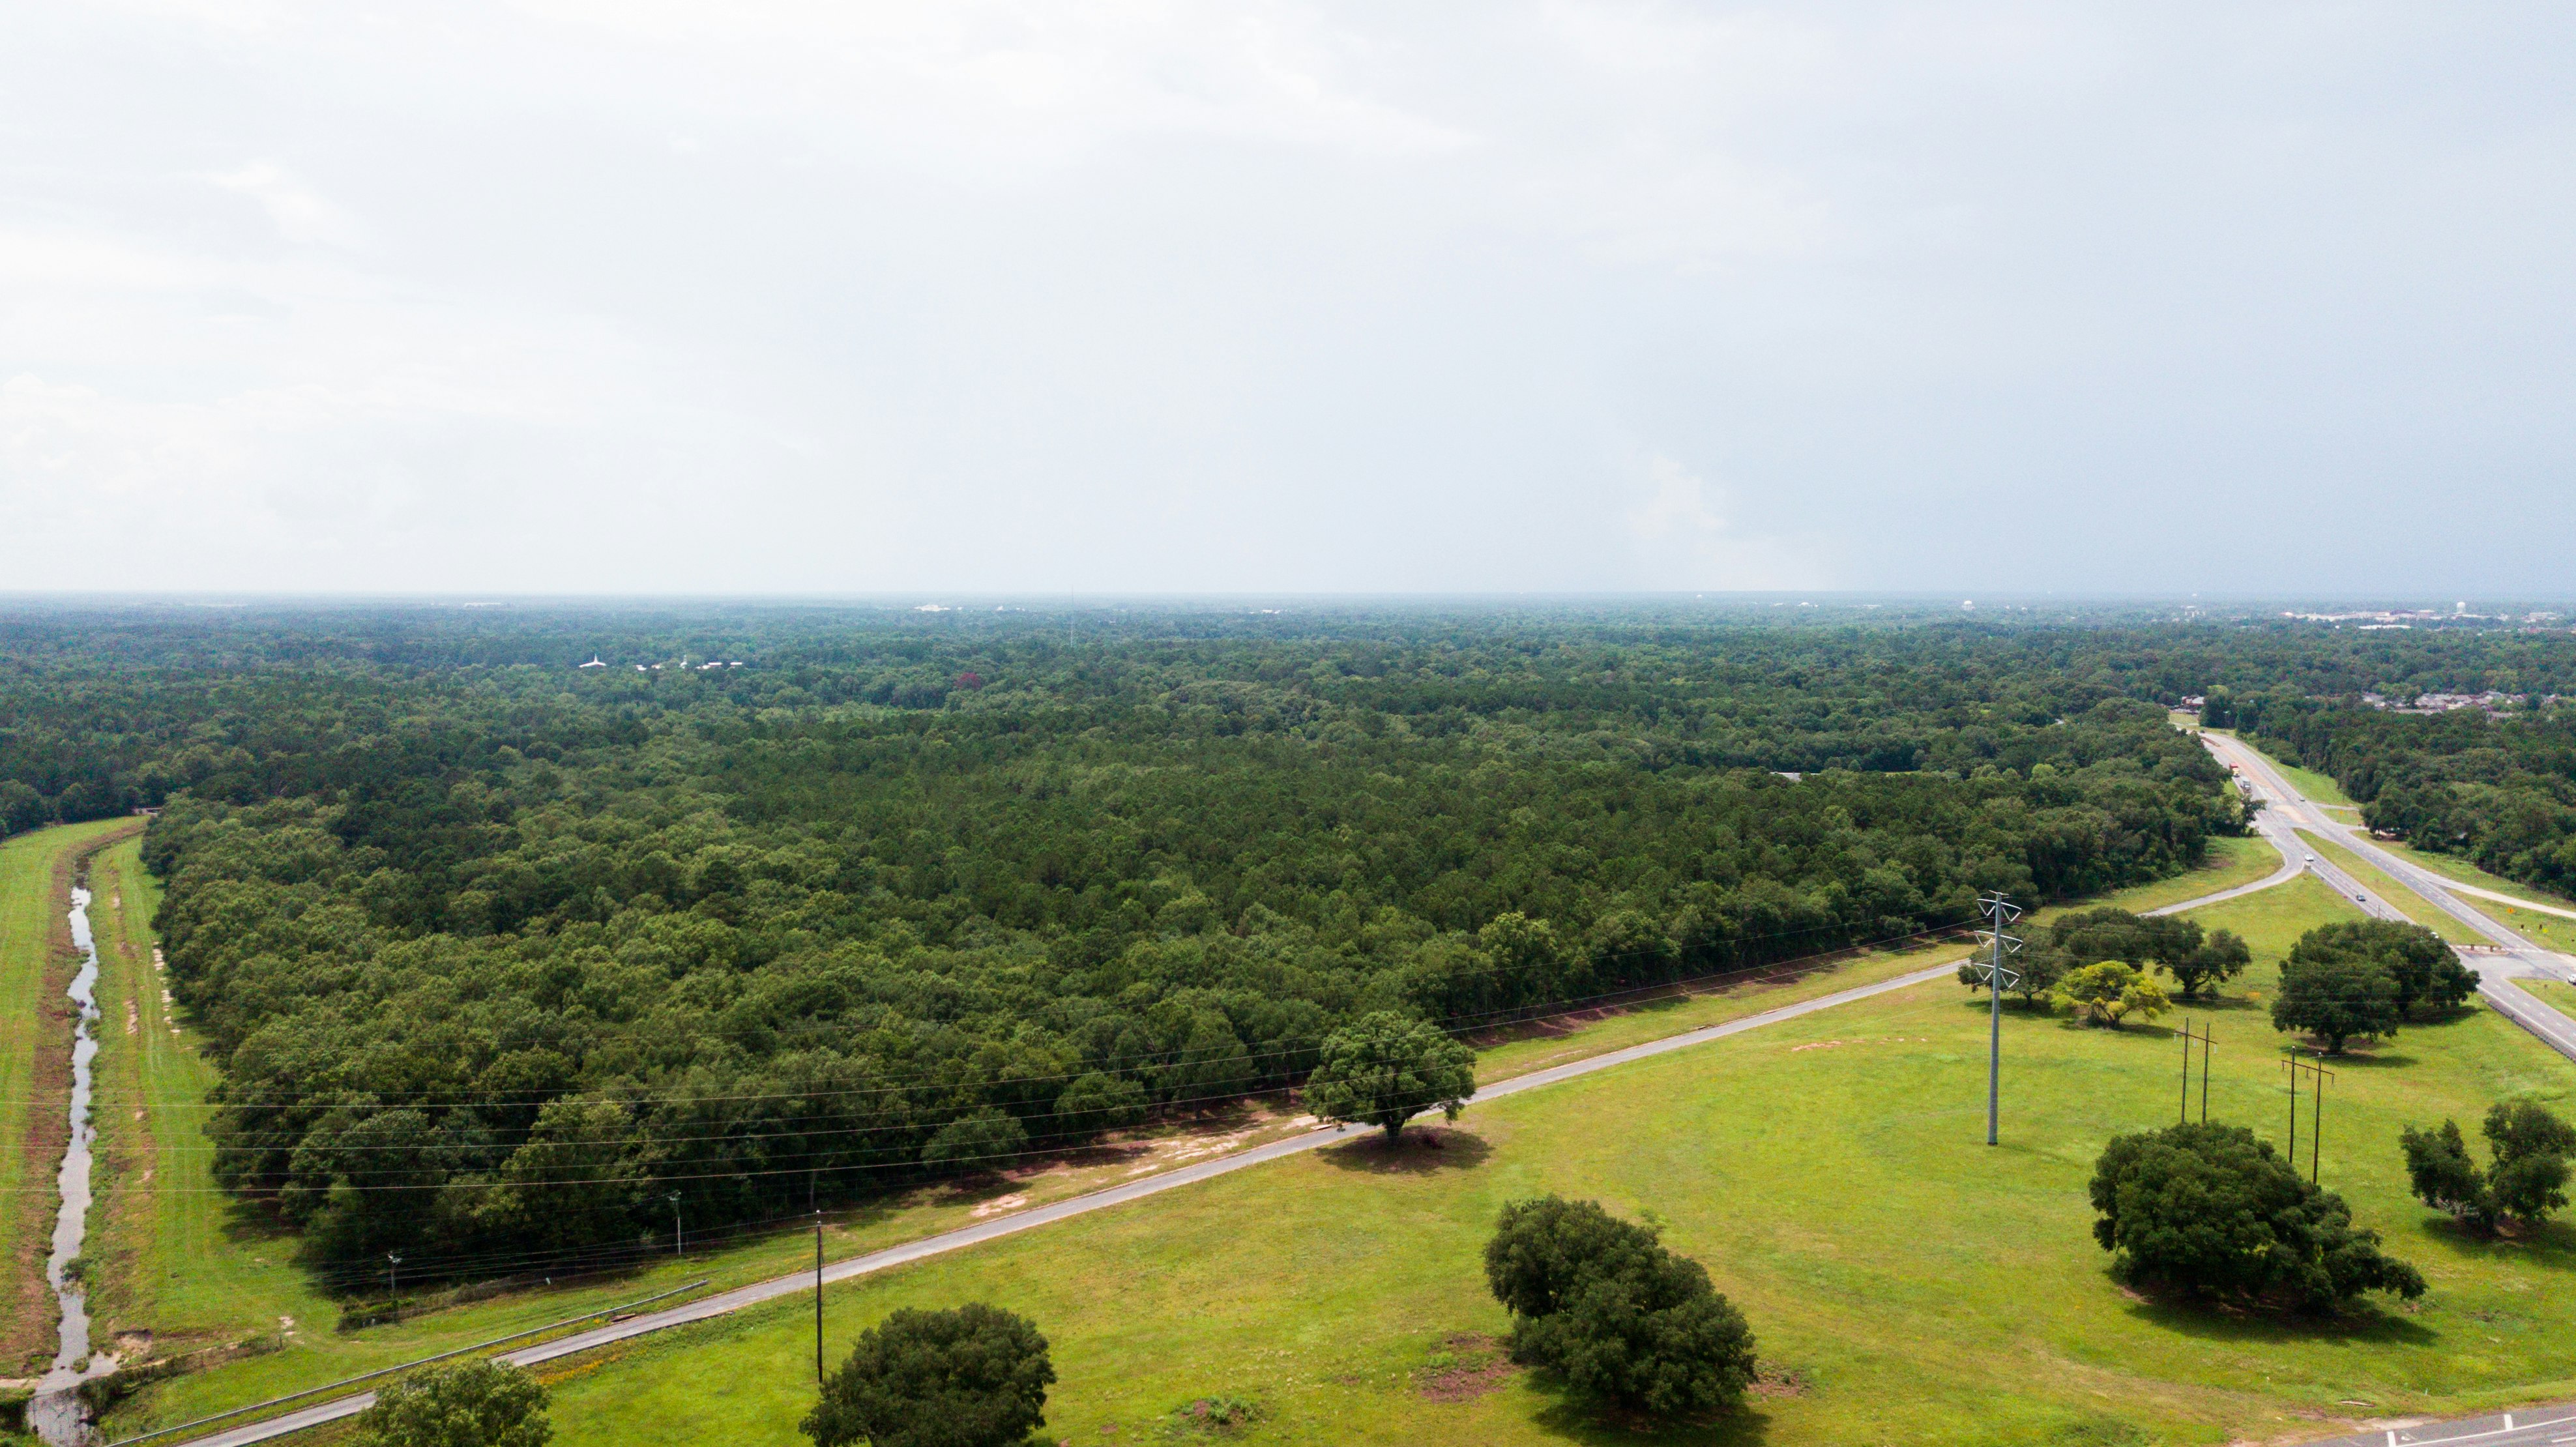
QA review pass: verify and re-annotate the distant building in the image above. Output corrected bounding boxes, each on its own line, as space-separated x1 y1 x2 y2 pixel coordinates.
579 656 607 668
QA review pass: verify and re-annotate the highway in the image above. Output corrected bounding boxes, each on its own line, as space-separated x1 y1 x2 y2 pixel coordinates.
2199 731 2576 1062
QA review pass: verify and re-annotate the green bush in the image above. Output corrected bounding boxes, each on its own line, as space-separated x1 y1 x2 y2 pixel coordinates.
357 1360 551 1447
802 1304 1053 1447
920 1109 1029 1173
1484 1196 1757 1418
2402 1100 2576 1233
2092 1122 2423 1311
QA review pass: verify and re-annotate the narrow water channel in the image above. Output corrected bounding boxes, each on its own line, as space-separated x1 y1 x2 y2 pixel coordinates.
29 879 115 1446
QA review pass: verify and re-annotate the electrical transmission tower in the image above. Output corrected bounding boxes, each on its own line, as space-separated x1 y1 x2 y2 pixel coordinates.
1966 890 2023 1146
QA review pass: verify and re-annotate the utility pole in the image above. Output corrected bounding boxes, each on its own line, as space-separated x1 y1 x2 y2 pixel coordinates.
2179 1016 2191 1124
2178 1019 2213 1124
2285 1055 2296 1165
668 1192 684 1258
385 1253 402 1316
2282 1055 2334 1184
1968 890 2023 1146
815 1210 826 1386
2199 1021 2212 1124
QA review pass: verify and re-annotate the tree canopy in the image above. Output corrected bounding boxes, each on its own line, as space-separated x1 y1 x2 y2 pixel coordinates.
2403 1101 2576 1233
2091 1122 2424 1311
357 1360 551 1447
802 1304 1055 1447
2272 920 2477 1053
1484 1196 1757 1418
0 604 2367 1281
1302 1012 1477 1143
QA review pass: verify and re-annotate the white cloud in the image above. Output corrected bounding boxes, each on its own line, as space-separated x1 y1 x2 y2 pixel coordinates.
3 2 2569 594
207 161 364 247
1620 455 1828 591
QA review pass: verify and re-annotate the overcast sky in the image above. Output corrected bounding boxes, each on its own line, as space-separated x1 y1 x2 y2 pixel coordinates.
3 3 2569 596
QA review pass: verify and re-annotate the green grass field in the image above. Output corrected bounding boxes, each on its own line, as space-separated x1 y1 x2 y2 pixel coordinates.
2295 829 2485 946
0 818 143 1369
469 873 2576 1447
92 833 2292 1436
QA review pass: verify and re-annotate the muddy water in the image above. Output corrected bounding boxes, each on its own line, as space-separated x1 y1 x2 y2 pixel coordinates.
29 882 116 1446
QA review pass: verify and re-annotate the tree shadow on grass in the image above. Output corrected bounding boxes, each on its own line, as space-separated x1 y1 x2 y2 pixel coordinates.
2278 1044 2420 1070
2410 1212 2576 1271
2113 1276 2438 1347
1315 1127 1493 1175
2174 991 2263 1014
1526 1393 1772 1445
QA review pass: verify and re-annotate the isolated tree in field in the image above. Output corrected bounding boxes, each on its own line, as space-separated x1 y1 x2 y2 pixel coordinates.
2269 954 2401 1054
2164 929 2251 999
2401 1120 2496 1230
359 1360 551 1447
802 1304 1054 1447
920 1108 1029 1173
1484 1196 1757 1418
2053 961 2173 1028
2288 920 2477 1016
1302 1011 1475 1144
2090 1122 2423 1311
2405 1101 2576 1233
1962 907 2203 1008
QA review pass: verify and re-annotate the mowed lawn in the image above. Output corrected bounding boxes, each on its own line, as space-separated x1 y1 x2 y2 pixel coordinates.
528 873 2576 1447
0 817 143 1369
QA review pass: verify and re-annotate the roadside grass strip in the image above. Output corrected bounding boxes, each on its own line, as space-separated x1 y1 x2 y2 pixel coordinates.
2298 829 2488 946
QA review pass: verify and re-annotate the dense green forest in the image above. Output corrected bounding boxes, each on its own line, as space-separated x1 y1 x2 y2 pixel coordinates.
2223 693 2576 896
7 600 2568 1291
